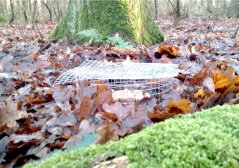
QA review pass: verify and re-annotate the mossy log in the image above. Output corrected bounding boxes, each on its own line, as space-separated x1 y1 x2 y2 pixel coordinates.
25 104 239 168
51 0 164 46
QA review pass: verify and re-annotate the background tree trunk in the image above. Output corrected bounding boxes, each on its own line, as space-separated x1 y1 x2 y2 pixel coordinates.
207 0 213 13
9 0 15 23
42 0 52 21
51 0 164 46
154 0 159 19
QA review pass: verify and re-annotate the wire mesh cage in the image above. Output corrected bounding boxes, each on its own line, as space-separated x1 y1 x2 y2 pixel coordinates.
54 60 180 103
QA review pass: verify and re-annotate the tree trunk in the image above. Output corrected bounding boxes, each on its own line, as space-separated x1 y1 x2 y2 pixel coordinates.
31 0 38 28
21 0 29 23
228 0 239 17
42 0 52 21
207 0 213 13
233 0 239 17
9 0 15 24
51 0 164 46
154 0 158 19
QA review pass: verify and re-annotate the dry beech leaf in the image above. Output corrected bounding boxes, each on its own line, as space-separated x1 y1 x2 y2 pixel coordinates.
155 44 180 58
212 70 232 89
0 96 28 129
25 95 45 104
102 102 134 121
187 70 208 85
194 89 205 99
79 96 94 119
96 120 119 144
166 99 192 114
78 119 96 136
147 111 175 122
159 55 172 64
94 89 113 107
201 92 220 109
101 112 118 121
46 113 77 128
10 132 43 144
96 84 108 95
148 99 192 122
203 77 215 93
52 87 71 112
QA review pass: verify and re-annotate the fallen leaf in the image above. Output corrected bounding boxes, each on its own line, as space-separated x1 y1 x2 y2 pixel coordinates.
212 70 232 89
155 44 180 58
203 77 215 93
102 102 134 121
0 96 28 129
201 93 220 109
187 70 209 85
10 132 43 144
46 113 77 128
194 89 205 99
166 99 192 114
78 96 94 119
0 136 9 163
96 120 119 144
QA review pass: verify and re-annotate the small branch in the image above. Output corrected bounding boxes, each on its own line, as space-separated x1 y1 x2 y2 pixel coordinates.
35 23 43 39
168 0 177 13
232 25 239 38
37 40 57 53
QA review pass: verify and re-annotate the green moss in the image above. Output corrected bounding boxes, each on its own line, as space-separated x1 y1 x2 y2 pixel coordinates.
25 104 239 168
51 0 164 46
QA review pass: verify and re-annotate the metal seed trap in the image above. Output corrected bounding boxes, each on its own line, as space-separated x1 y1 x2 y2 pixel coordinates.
54 60 180 102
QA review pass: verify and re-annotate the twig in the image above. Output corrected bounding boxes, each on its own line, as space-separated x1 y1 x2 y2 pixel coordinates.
232 25 239 38
35 23 43 39
37 39 57 53
168 0 177 13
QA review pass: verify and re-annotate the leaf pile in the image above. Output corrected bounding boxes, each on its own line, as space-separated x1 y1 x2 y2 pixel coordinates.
0 17 239 167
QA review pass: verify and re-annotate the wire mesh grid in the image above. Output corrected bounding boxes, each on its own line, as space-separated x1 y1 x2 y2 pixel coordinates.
54 60 179 102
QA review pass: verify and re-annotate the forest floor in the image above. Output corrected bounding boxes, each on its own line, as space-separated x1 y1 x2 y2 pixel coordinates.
0 17 239 167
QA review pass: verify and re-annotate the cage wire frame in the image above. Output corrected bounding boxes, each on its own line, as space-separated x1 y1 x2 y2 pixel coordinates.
53 60 180 103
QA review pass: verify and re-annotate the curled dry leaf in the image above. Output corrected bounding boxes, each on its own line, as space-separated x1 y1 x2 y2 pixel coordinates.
187 69 209 85
79 119 96 136
52 87 72 112
0 136 9 163
46 113 77 128
96 120 119 145
203 77 215 93
79 96 94 119
166 99 192 114
0 96 28 129
201 92 220 109
148 99 192 122
213 70 232 90
10 132 44 144
194 89 205 100
102 102 134 121
155 44 180 59
94 89 113 107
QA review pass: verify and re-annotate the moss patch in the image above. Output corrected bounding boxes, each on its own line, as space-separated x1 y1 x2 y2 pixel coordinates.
25 104 239 168
51 0 164 46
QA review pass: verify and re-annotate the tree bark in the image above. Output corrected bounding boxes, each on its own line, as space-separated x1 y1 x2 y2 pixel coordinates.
31 0 38 28
21 0 29 23
42 0 52 21
207 0 213 13
9 0 15 24
154 0 158 19
51 0 164 46
176 0 181 18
